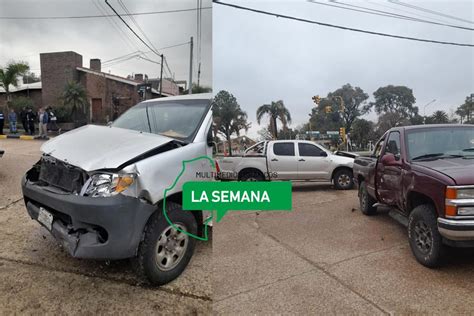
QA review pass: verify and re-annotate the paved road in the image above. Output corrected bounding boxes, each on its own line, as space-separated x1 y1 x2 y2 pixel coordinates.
213 182 474 315
0 139 211 314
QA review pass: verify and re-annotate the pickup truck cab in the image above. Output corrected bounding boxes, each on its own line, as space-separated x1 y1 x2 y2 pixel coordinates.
217 140 355 190
21 93 214 285
353 124 474 267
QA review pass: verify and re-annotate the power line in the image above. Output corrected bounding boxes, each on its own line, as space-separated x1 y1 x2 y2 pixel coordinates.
364 0 456 25
388 0 474 25
105 0 163 57
308 0 474 31
0 7 212 20
213 0 474 47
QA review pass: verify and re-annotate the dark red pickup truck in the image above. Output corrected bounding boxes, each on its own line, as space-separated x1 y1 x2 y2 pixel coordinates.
353 124 474 267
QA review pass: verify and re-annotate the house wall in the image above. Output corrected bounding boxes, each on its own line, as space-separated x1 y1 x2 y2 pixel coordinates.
40 51 82 107
79 72 140 124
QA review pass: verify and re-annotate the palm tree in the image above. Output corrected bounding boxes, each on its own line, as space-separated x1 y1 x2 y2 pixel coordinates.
0 61 30 107
430 110 449 124
62 81 88 126
256 100 291 139
212 90 250 156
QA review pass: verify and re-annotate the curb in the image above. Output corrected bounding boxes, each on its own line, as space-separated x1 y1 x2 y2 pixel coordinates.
0 135 50 140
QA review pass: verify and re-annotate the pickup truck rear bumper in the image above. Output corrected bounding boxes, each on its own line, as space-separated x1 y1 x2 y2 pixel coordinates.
438 218 474 242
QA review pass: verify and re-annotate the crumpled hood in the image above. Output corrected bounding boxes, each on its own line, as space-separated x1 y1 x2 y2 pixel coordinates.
41 125 173 171
414 158 474 185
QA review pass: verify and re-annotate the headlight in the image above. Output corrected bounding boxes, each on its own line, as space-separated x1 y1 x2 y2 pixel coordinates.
83 173 136 197
445 186 474 216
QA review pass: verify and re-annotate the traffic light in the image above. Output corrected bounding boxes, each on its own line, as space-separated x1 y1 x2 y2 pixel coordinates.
339 127 346 142
312 95 321 105
325 106 332 113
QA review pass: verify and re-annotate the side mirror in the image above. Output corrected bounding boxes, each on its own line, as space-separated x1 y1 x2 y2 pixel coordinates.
320 151 328 157
207 129 213 147
381 153 402 166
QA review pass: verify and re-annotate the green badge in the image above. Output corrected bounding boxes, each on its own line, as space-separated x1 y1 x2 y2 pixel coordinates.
183 181 292 222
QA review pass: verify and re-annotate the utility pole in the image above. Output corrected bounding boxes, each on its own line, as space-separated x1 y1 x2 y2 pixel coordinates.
197 62 201 88
188 36 193 95
159 54 164 97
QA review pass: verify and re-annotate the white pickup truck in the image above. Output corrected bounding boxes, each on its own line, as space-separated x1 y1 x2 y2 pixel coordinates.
217 140 356 189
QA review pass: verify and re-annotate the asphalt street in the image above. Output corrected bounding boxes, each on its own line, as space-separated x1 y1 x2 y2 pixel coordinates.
213 183 474 314
0 139 212 314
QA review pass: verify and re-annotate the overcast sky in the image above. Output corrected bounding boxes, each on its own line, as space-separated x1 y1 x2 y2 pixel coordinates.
0 0 212 86
214 0 474 139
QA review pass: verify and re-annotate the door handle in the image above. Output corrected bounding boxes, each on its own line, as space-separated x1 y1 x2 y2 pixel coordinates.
298 159 305 162
271 158 278 161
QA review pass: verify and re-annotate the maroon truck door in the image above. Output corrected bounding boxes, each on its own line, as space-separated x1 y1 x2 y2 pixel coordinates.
375 131 403 207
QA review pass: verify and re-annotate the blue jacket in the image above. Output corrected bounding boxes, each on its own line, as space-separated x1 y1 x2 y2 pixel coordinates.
39 111 49 124
8 112 17 122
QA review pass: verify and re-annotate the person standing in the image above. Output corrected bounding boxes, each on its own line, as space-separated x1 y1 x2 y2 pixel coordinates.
47 106 58 132
8 109 17 134
20 107 28 134
26 108 36 135
0 110 4 135
38 107 49 139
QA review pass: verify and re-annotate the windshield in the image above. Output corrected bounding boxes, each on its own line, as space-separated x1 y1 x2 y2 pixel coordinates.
112 99 210 142
407 127 474 160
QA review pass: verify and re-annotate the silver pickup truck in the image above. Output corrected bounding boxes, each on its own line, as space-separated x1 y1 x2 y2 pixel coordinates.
216 140 356 190
21 93 214 286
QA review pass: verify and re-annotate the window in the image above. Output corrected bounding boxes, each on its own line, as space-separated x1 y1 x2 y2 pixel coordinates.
385 132 401 158
298 143 324 156
273 143 295 156
112 99 210 142
374 138 385 158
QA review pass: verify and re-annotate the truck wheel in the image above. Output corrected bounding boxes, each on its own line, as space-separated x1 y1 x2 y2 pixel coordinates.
333 169 354 190
359 181 377 215
408 204 444 268
240 171 264 181
136 201 197 286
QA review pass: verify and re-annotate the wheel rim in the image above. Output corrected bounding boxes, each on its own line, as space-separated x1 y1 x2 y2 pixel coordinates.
338 174 351 187
155 223 189 271
414 221 433 254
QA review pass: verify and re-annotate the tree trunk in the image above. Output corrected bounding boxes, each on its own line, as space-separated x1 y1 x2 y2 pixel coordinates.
226 130 232 156
273 117 278 139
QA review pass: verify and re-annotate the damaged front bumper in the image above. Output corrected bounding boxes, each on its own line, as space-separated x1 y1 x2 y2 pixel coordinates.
22 175 155 260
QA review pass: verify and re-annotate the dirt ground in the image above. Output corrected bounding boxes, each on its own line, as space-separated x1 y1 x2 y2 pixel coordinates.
0 139 212 314
3 138 474 315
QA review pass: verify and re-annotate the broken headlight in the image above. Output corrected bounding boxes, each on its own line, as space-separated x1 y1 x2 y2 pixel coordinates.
82 173 136 197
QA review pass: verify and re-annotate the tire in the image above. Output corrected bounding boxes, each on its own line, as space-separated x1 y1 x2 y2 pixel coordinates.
135 201 197 286
240 170 264 181
333 169 354 190
408 204 444 268
359 181 377 215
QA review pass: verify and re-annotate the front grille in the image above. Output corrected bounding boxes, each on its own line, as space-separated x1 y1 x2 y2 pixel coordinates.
39 156 86 193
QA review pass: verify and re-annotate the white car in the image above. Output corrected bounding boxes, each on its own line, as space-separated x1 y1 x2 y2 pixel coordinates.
21 93 214 285
217 140 356 189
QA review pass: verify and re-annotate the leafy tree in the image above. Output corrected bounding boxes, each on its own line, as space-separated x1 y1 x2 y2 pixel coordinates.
0 61 30 107
62 81 88 126
9 96 34 113
308 98 343 134
376 112 410 135
430 110 449 124
350 118 377 150
256 100 291 139
456 95 474 124
257 126 273 141
327 84 369 132
22 72 40 84
212 90 250 156
372 85 418 128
